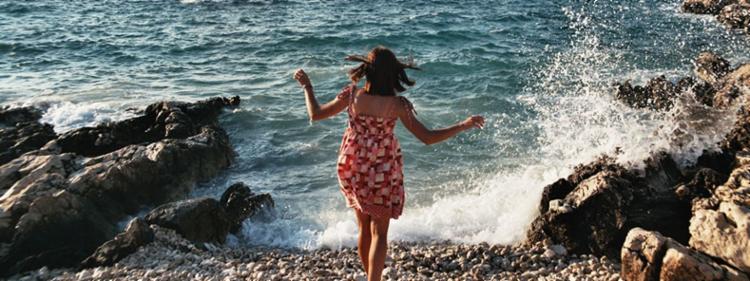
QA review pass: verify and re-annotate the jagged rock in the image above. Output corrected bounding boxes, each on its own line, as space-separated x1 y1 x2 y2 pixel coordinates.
690 202 750 272
527 153 690 259
714 64 750 108
145 183 274 244
621 228 748 281
718 4 750 29
694 52 732 86
682 0 737 14
675 168 727 200
0 97 239 276
145 198 230 244
80 218 154 269
0 106 56 166
0 190 117 275
56 96 239 157
220 182 275 233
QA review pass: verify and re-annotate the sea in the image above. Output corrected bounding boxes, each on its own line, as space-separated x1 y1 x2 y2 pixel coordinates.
2 0 750 250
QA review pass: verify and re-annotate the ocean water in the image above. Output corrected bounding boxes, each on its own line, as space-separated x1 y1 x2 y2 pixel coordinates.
2 0 750 249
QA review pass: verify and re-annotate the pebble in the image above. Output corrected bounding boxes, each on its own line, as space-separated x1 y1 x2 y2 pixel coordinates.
10 226 623 281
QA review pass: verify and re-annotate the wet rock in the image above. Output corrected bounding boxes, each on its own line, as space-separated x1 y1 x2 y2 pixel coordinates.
80 218 155 269
682 0 737 14
675 168 728 200
718 4 750 30
145 198 230 244
615 76 681 110
219 182 275 233
621 228 748 281
146 183 274 244
0 106 57 166
527 153 691 259
56 96 239 157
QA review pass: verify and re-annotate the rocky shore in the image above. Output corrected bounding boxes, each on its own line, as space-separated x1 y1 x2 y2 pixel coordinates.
11 225 621 281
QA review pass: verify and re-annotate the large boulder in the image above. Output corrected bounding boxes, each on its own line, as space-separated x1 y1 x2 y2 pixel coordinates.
526 153 690 259
144 198 231 244
0 97 239 276
714 64 750 108
690 202 750 272
220 182 275 233
621 228 749 281
56 96 239 157
0 106 57 167
79 217 154 269
0 190 117 274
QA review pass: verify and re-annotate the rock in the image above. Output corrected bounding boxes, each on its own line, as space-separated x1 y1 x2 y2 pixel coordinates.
0 190 117 275
0 106 57 167
0 97 239 276
694 51 732 85
682 0 737 14
527 153 692 259
621 228 748 281
219 182 275 233
145 183 274 244
714 64 750 109
145 198 230 244
56 96 239 157
80 217 155 269
614 76 681 110
690 201 750 272
718 4 750 29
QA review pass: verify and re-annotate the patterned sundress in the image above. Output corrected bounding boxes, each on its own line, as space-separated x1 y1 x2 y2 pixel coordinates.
336 84 411 219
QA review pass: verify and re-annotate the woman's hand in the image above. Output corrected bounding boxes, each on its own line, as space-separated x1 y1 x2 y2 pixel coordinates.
293 69 312 89
462 115 485 130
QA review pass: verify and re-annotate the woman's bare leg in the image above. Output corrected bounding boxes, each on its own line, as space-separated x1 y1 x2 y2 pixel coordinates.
368 215 390 281
354 209 372 274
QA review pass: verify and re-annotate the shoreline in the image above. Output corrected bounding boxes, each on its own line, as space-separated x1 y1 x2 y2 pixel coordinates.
14 226 621 281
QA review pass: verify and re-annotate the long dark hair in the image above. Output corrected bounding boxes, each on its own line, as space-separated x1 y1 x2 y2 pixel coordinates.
346 46 420 96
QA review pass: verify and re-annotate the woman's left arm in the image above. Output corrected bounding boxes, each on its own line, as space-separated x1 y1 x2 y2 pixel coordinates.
294 69 349 121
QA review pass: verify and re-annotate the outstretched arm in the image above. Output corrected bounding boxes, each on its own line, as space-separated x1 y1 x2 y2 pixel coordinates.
294 69 349 121
398 99 484 145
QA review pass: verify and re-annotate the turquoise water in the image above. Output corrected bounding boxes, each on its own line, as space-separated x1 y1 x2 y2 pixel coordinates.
2 0 749 248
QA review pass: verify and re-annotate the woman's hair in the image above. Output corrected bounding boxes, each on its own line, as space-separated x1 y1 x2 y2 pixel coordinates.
346 46 420 96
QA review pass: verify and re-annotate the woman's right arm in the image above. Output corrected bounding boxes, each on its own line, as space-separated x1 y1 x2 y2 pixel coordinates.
398 98 484 145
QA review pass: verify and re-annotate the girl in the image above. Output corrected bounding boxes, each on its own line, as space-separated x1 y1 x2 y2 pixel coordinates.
293 46 484 281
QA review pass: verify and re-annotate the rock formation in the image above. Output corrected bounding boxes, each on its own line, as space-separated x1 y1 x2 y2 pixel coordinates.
683 0 750 34
0 97 239 276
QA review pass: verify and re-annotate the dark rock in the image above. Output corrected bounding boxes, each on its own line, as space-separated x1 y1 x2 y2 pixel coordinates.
675 168 728 200
538 179 574 214
57 96 239 157
614 76 681 110
696 149 736 175
0 191 117 275
145 198 230 244
80 218 154 269
145 183 274 244
0 97 239 276
220 182 275 233
718 4 750 30
0 106 57 166
682 0 737 14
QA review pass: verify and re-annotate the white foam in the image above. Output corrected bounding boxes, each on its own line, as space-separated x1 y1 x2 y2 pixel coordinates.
39 101 136 133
